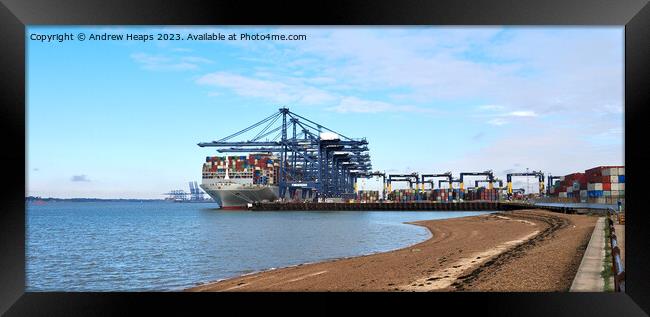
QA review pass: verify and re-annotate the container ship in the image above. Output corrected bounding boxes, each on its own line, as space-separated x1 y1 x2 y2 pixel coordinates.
200 153 280 209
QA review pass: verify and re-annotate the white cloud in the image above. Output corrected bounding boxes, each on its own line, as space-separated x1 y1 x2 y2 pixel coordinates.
478 105 505 111
192 27 621 121
473 106 539 121
140 27 622 117
329 96 436 114
131 52 170 65
601 104 623 114
191 27 622 175
431 119 623 181
197 72 284 94
503 111 537 117
131 52 211 71
195 72 337 106
181 56 214 64
196 72 437 114
282 28 623 117
328 97 397 113
71 175 91 182
488 118 508 126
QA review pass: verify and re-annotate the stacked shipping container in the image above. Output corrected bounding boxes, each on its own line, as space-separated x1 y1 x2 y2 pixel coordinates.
356 190 380 202
550 166 624 203
462 188 500 201
384 187 500 202
202 154 280 185
554 172 586 199
585 166 625 203
387 189 419 202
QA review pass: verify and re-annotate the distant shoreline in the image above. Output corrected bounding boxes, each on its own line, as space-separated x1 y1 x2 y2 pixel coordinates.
26 196 169 202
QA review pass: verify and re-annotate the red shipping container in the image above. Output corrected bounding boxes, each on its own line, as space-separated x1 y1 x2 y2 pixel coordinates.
565 173 583 181
585 166 604 175
589 176 601 183
585 169 603 182
603 183 611 191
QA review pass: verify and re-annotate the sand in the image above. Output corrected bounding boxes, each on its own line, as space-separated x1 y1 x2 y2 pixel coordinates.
186 209 597 292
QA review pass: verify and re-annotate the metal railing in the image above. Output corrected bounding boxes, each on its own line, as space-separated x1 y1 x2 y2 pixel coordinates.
607 210 625 292
535 196 625 207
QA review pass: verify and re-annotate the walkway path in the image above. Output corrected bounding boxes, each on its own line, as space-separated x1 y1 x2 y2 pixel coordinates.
570 217 607 291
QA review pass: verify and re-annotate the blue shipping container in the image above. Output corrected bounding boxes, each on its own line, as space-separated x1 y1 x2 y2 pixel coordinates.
588 190 604 198
618 175 625 183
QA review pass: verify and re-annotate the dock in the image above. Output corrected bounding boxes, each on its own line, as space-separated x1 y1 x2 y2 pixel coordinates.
250 201 589 213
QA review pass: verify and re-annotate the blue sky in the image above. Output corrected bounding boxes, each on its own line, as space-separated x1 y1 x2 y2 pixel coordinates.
27 26 624 198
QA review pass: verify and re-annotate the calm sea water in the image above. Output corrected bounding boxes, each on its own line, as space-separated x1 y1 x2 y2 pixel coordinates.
26 201 490 291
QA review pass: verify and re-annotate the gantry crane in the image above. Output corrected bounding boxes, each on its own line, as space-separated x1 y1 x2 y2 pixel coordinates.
387 173 419 191
513 188 527 195
460 171 495 191
188 181 206 201
198 108 372 199
387 173 420 199
439 178 461 189
163 190 189 201
420 172 453 190
359 171 387 199
475 178 504 189
506 171 545 197
547 174 561 195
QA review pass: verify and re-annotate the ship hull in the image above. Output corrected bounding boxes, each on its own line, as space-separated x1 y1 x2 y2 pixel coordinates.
200 184 279 209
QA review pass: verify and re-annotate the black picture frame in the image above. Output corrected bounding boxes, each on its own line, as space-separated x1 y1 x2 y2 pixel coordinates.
1 0 649 315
